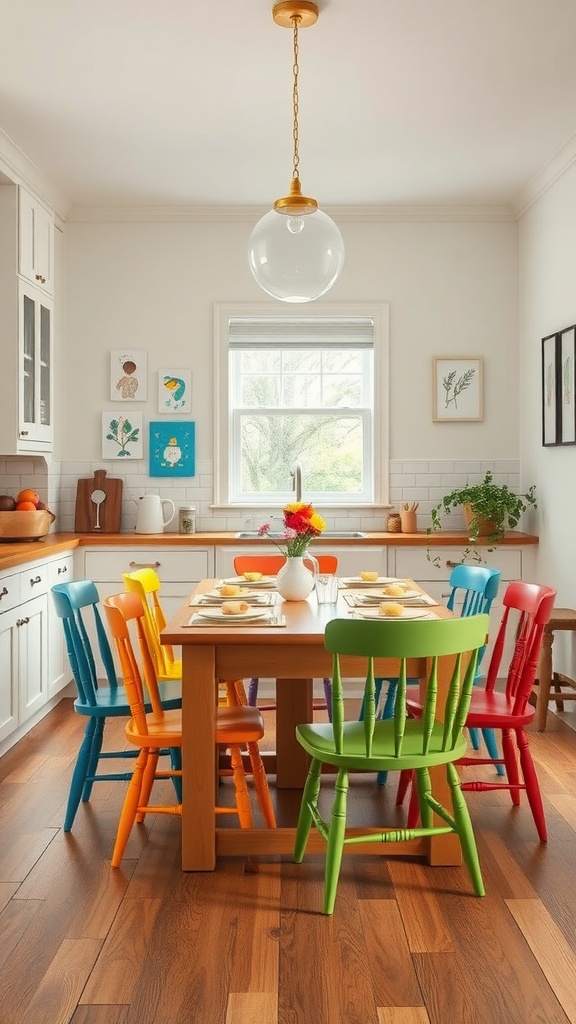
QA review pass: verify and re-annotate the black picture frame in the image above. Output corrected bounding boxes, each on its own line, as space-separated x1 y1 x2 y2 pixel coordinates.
559 326 576 444
542 332 559 446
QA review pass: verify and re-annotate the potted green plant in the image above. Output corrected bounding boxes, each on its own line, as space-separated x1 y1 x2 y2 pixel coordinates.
428 471 537 544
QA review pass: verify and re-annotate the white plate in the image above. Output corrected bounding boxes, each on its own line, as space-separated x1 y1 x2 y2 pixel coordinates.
195 607 271 622
355 607 433 620
223 575 276 587
359 588 420 601
207 587 249 599
341 576 400 587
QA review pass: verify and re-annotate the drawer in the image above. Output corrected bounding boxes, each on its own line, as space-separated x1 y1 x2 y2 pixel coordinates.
20 563 50 601
0 572 21 613
48 555 73 586
391 546 523 582
84 548 211 583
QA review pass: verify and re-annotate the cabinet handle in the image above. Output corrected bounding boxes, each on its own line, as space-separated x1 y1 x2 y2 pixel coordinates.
35 274 46 283
445 560 461 568
57 566 68 575
129 561 161 569
30 575 42 585
0 587 8 600
17 617 30 626
20 430 29 437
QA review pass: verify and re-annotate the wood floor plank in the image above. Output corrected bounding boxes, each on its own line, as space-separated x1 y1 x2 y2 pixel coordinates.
476 830 539 898
359 900 424 1006
225 992 277 1024
0 828 58 883
547 793 576 831
20 938 102 1024
227 860 280 993
80 899 163 1005
377 1009 430 1024
506 899 576 1023
0 880 19 913
0 897 43 972
387 861 455 953
71 1008 129 1024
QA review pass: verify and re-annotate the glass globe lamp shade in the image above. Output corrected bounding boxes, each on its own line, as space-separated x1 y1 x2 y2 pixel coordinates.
248 207 345 303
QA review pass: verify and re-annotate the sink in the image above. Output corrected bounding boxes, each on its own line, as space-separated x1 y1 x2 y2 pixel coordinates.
234 530 367 539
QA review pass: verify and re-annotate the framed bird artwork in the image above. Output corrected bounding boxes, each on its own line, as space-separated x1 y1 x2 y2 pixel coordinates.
149 421 195 477
158 368 192 413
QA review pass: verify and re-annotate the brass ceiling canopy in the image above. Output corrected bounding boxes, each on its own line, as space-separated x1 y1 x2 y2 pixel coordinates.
272 1 318 30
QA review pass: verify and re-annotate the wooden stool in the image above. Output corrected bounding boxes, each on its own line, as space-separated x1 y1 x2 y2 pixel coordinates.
534 608 576 730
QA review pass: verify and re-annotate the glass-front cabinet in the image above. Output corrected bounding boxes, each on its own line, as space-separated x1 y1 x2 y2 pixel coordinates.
19 280 53 450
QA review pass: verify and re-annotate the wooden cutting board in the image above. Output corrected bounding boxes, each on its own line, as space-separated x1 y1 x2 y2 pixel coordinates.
74 469 123 534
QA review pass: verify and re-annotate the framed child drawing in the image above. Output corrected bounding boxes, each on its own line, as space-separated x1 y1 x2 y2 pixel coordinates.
110 350 147 401
149 421 195 477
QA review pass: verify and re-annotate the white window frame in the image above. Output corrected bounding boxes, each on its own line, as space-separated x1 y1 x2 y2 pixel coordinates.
213 302 389 509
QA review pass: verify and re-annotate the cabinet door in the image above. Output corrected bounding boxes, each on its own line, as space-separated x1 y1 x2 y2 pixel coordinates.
48 555 74 698
19 187 54 294
19 281 53 449
18 594 48 723
0 607 18 742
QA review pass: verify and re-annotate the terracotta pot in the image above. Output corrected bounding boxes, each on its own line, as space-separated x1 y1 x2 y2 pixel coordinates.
463 504 499 537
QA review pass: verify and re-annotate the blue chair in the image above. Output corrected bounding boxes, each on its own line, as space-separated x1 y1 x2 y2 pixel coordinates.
376 564 503 786
52 580 182 831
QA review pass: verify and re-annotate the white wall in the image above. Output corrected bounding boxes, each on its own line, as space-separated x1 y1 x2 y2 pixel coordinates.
55 212 519 531
519 165 576 607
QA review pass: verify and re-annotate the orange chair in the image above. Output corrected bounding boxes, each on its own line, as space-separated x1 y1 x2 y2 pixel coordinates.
103 591 276 867
233 553 338 712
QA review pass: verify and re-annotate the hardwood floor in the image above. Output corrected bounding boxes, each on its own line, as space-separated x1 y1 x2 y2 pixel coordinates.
1 699 576 1024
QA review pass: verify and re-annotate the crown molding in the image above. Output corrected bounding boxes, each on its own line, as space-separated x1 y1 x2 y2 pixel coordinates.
65 202 516 224
512 131 576 217
0 127 70 219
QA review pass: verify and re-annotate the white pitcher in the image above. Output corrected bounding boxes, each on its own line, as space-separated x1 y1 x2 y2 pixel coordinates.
134 494 176 534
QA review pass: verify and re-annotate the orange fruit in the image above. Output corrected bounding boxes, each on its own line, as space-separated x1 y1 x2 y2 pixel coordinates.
16 500 37 511
16 488 39 506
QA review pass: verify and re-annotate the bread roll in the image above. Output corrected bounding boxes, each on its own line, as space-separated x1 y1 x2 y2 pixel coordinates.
379 602 404 617
383 583 405 596
221 600 251 615
360 571 379 581
219 583 243 596
243 571 263 582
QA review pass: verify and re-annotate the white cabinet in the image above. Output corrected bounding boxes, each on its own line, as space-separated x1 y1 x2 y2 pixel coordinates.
48 554 74 698
0 562 49 744
0 184 54 455
214 545 387 579
18 186 54 295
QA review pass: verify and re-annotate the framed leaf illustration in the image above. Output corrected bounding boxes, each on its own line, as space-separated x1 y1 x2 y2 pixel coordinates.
149 421 195 477
432 357 483 422
102 412 143 459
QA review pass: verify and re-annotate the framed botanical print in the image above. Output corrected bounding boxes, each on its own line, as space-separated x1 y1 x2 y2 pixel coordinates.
432 357 483 422
559 326 576 444
101 411 143 459
542 332 559 446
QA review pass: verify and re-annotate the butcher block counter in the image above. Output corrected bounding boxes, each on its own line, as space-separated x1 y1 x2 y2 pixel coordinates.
0 529 538 573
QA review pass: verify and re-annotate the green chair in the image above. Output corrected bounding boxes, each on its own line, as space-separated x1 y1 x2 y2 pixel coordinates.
293 614 490 915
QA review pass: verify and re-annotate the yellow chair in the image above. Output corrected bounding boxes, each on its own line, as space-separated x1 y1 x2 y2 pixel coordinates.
122 567 180 680
103 591 276 867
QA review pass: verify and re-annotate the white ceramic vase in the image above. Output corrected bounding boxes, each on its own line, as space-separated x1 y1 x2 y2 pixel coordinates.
276 556 316 601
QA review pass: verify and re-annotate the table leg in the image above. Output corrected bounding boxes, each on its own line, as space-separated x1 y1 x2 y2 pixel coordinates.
536 629 553 731
181 644 217 870
275 677 313 788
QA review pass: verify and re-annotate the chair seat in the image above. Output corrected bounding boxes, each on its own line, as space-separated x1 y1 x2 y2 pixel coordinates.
406 690 536 730
126 708 183 747
74 678 182 717
296 719 468 771
216 704 265 743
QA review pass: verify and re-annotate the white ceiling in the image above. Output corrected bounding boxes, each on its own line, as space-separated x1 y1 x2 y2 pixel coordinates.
1 0 576 211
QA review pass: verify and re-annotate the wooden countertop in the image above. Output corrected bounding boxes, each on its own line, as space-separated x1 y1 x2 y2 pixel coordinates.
0 529 539 573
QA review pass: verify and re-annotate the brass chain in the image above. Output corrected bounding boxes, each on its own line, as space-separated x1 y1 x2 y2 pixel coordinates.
292 16 300 180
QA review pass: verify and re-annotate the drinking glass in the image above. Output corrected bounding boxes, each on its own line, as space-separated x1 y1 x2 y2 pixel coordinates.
316 573 339 605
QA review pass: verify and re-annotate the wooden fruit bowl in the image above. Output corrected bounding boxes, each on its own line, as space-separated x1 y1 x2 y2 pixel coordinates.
0 509 56 542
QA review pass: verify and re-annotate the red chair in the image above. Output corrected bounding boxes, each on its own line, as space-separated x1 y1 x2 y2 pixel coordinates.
401 581 556 841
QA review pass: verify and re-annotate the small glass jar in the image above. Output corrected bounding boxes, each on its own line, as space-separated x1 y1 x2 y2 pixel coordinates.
178 505 196 535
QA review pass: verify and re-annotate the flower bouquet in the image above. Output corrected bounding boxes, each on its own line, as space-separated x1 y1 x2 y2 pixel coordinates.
258 502 326 556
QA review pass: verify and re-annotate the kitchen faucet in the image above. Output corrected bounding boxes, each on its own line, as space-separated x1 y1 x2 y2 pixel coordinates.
290 461 303 502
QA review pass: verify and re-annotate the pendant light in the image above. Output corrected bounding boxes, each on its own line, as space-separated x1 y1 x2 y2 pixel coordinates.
248 1 344 303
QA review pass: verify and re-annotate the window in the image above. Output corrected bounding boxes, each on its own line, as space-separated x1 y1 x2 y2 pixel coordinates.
214 303 389 507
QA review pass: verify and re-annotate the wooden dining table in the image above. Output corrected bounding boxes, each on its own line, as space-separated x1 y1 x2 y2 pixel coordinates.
161 579 460 871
